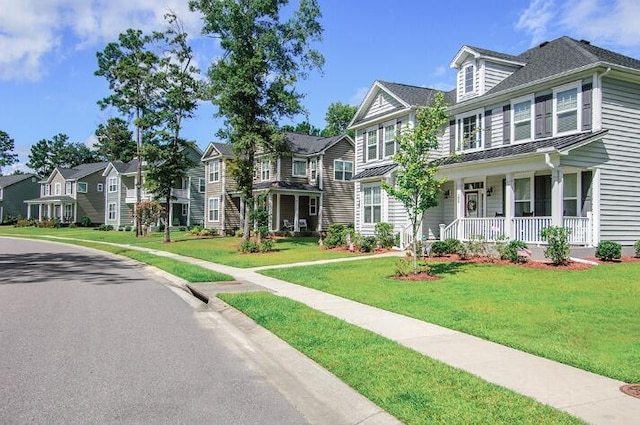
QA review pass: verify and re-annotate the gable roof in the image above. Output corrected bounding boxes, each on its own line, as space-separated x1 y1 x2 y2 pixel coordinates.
103 160 139 176
49 162 109 182
484 36 640 97
0 173 36 188
202 142 234 160
283 132 352 155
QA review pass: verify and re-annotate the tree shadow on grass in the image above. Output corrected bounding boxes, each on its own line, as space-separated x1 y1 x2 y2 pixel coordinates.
426 260 475 277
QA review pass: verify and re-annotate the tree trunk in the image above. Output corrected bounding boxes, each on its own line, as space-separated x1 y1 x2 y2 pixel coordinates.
242 197 252 242
135 108 143 237
164 197 171 243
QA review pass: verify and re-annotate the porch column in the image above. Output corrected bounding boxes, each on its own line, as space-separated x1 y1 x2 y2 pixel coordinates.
504 173 514 239
317 194 323 232
27 204 31 219
455 179 464 240
276 194 281 231
293 195 300 232
268 194 274 232
169 203 174 228
551 169 563 227
239 198 245 229
592 168 601 245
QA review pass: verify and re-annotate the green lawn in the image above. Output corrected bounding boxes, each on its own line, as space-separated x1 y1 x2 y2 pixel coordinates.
261 257 640 383
0 226 367 267
220 292 581 425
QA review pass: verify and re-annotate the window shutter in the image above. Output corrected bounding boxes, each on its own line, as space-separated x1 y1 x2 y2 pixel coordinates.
484 109 492 149
535 94 552 139
502 105 511 145
449 120 456 152
361 131 366 164
582 83 592 131
378 125 384 159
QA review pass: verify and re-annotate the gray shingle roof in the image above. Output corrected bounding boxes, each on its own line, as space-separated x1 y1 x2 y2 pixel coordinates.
211 142 233 156
486 37 640 96
253 181 321 192
109 160 139 174
377 81 442 107
0 173 36 187
283 132 346 155
56 162 109 180
351 163 398 181
465 45 521 62
441 130 608 165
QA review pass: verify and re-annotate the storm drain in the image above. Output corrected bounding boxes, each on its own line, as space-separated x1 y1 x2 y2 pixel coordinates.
620 384 640 399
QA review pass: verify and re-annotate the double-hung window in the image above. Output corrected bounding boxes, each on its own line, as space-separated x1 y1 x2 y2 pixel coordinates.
512 96 533 142
65 182 72 195
44 184 50 196
366 128 378 161
309 197 317 216
261 160 271 181
384 123 397 157
334 160 353 181
208 197 220 222
554 82 580 135
310 159 317 180
54 183 61 196
209 160 220 182
464 64 475 94
77 182 88 193
108 177 117 193
457 110 483 151
97 183 103 192
563 173 578 216
198 178 205 193
363 185 381 224
292 159 307 177
514 177 532 216
107 203 117 221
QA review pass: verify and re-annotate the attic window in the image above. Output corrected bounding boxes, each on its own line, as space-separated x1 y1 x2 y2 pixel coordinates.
464 64 474 94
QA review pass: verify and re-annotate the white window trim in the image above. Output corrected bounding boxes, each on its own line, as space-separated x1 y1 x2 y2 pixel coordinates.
455 108 484 152
198 177 205 193
463 64 475 94
261 160 271 181
65 182 72 195
310 158 317 181
514 175 534 215
334 159 353 181
309 197 317 216
108 177 118 193
553 81 582 136
208 160 220 183
292 158 307 177
181 204 188 216
97 183 103 192
107 202 117 221
366 127 378 162
362 183 382 224
77 182 88 193
44 184 50 196
208 197 220 222
54 183 61 196
383 121 397 158
511 94 534 143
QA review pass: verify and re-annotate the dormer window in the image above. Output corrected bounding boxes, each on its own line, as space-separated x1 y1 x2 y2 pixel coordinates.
464 64 475 94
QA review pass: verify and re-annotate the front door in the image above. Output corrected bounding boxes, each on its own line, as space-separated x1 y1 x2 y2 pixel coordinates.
465 192 479 218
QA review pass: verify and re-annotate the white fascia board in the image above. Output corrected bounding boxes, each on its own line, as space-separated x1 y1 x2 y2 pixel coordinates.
349 107 413 131
348 81 410 129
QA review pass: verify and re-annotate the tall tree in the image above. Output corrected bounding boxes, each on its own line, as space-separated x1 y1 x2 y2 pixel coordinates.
322 102 357 137
0 130 18 175
281 121 322 136
143 14 200 243
94 117 136 162
382 92 448 273
96 28 162 236
190 0 324 241
27 133 96 177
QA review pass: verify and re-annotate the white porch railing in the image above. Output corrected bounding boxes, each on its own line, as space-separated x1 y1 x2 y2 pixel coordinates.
439 215 592 246
125 188 189 201
399 225 413 249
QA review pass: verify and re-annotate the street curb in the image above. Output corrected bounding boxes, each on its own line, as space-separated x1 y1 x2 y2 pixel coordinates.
185 283 210 304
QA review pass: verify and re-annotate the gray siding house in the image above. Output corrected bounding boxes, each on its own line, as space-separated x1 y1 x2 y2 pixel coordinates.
0 174 39 223
102 145 205 230
349 36 640 246
202 132 355 233
24 162 109 224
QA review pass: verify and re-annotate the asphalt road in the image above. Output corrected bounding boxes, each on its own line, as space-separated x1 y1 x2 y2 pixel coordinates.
0 237 307 424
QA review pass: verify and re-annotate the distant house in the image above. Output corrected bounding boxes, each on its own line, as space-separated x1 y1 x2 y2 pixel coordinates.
0 174 39 223
201 132 355 233
24 163 109 224
102 145 205 229
350 36 640 246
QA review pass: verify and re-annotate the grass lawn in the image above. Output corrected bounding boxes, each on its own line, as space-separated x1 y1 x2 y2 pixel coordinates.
261 257 640 383
0 226 367 267
220 292 581 424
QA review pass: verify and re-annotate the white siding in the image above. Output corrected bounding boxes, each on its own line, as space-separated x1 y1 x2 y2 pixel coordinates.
355 130 366 173
362 91 403 121
490 106 504 147
596 77 640 244
486 175 504 216
484 61 517 92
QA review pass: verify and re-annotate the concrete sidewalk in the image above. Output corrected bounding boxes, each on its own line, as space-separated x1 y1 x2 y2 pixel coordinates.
40 236 640 424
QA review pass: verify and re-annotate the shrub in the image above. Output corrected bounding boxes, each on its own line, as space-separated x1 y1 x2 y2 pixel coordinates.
239 239 259 253
358 235 377 253
94 224 114 231
189 225 203 236
80 216 92 227
374 222 396 249
178 226 187 232
394 258 431 277
595 240 621 261
199 228 217 237
430 241 448 256
635 240 640 258
541 226 571 265
15 218 35 227
464 235 487 258
324 223 346 249
443 238 464 255
69 223 77 229
495 237 529 263
39 218 61 229
124 225 132 232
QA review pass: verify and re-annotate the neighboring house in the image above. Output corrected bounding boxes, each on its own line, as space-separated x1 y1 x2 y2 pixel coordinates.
201 132 355 233
102 145 205 229
0 174 39 223
350 36 640 246
24 162 109 224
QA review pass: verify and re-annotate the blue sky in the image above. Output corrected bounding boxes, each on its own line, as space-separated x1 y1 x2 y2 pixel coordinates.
1 0 639 173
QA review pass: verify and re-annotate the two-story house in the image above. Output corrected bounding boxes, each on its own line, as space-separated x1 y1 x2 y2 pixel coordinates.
102 145 205 230
201 132 355 234
350 36 640 246
0 173 39 223
24 162 109 224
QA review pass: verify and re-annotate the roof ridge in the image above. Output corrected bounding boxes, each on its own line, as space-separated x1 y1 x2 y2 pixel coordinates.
562 36 601 63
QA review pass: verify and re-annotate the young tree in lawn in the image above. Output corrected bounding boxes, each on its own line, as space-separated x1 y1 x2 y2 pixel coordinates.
94 117 136 162
96 29 162 236
322 102 357 137
382 92 448 273
0 130 18 175
143 14 200 243
190 0 324 242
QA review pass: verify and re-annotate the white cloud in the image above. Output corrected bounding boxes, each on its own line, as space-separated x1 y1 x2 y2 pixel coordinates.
0 0 205 81
432 65 447 77
515 0 556 46
349 86 369 106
